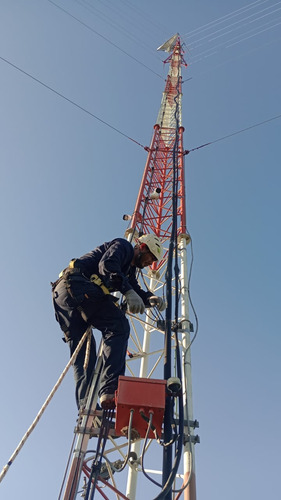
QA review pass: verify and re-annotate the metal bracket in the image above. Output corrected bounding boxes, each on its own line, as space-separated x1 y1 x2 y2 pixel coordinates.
174 418 199 428
184 434 200 445
157 319 194 332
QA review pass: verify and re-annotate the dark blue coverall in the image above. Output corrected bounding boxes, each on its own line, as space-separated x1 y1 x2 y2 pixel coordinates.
52 238 152 409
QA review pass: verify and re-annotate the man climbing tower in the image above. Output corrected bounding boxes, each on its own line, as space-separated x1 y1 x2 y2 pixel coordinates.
51 235 166 410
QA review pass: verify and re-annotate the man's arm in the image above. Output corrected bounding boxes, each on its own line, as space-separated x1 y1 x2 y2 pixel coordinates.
98 239 134 294
128 272 153 306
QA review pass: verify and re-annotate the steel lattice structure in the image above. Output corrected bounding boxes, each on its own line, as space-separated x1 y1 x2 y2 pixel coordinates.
62 35 198 500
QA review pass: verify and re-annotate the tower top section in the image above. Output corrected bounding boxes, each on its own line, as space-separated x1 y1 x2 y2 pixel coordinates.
156 35 187 134
127 35 188 260
157 33 179 53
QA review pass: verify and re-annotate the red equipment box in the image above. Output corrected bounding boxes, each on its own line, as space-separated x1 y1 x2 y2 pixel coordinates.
115 376 166 439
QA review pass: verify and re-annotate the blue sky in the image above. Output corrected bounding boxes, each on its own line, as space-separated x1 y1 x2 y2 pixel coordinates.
0 1 280 499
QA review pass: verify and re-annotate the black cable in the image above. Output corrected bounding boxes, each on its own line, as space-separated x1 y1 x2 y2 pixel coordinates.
141 412 163 488
75 0 164 64
59 336 102 500
0 54 146 150
153 398 184 499
48 0 164 79
84 408 114 500
188 113 281 153
160 54 185 499
1 53 280 158
157 53 191 499
158 70 185 496
184 234 199 351
114 409 135 473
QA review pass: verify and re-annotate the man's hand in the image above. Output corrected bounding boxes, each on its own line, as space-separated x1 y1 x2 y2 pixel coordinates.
148 295 166 312
125 289 145 314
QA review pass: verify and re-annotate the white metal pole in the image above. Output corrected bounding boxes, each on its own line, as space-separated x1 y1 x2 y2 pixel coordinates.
179 235 197 500
63 343 103 500
126 275 158 499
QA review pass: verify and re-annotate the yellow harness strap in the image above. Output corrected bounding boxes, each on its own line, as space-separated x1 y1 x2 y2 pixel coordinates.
90 274 110 295
58 259 78 278
59 261 110 296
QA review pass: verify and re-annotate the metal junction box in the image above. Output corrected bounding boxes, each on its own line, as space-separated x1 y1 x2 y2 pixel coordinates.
115 376 166 439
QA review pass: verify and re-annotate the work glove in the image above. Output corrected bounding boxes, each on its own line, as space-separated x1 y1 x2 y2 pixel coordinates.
148 295 166 312
125 289 145 314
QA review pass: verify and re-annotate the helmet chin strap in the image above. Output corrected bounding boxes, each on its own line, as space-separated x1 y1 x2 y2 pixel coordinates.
134 250 144 269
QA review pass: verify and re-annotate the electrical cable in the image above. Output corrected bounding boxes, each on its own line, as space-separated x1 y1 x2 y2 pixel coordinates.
210 5 281 43
155 77 185 497
4 15 277 495
182 0 273 38
188 13 281 63
113 409 135 473
76 0 163 61
48 0 164 79
153 399 184 499
117 0 170 37
170 236 197 499
188 113 281 153
188 30 281 72
140 412 162 488
0 54 146 149
184 234 199 352
184 0 281 47
1 53 280 158
125 52 190 498
181 1 281 69
82 409 135 478
153 59 185 499
225 17 281 48
84 408 114 500
59 339 104 500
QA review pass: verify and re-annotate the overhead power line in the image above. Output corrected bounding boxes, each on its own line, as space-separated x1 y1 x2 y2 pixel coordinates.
75 0 163 60
182 0 271 38
48 0 164 79
0 54 280 155
182 0 281 66
189 17 281 65
0 54 146 149
188 113 281 152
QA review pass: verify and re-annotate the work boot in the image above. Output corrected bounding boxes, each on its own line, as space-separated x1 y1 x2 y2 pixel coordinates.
100 393 116 409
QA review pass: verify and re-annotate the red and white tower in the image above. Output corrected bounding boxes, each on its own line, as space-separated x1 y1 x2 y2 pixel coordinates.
124 34 197 500
62 34 198 500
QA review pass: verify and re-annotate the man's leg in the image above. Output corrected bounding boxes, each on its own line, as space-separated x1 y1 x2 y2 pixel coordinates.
69 332 97 409
53 279 97 409
89 298 130 401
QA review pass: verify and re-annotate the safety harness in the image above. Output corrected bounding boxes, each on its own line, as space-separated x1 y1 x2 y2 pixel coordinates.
57 259 110 295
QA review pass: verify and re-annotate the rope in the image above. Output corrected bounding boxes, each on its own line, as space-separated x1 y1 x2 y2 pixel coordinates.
0 327 91 483
83 330 92 371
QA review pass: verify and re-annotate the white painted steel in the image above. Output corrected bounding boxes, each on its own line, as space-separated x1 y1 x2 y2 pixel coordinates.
179 235 196 499
125 275 158 499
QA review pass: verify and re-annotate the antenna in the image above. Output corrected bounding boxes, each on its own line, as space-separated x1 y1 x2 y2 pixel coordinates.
61 36 198 500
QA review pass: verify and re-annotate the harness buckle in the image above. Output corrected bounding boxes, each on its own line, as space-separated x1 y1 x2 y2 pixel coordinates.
90 274 110 295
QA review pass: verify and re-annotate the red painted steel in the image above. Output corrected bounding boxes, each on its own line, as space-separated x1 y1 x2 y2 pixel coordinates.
115 376 166 439
82 464 130 499
128 39 188 271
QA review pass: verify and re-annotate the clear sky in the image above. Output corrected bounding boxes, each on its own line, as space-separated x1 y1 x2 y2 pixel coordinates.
0 1 280 499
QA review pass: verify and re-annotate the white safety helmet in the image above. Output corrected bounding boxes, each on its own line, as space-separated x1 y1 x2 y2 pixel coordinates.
138 234 163 261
